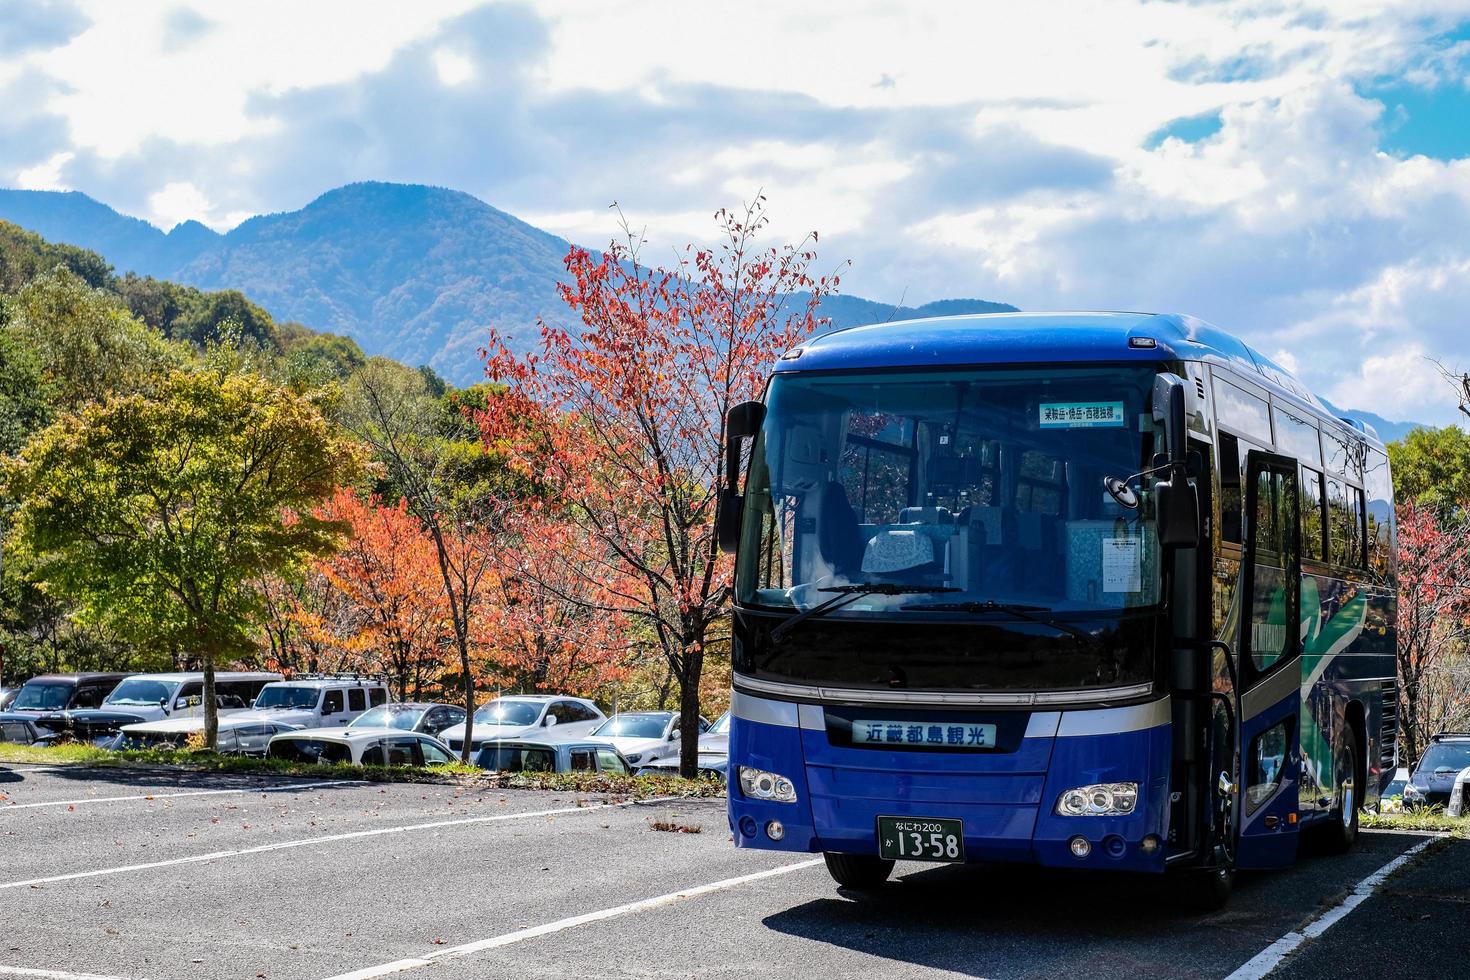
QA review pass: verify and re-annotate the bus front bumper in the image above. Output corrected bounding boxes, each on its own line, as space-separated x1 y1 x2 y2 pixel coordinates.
727 696 1173 874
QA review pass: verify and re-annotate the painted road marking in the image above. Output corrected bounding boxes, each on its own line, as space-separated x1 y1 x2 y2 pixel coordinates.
0 799 665 891
0 967 143 980
0 780 364 811
1224 836 1441 980
318 858 827 980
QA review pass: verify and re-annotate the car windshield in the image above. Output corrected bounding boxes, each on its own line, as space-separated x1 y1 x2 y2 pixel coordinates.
105 679 175 706
732 365 1166 694
473 700 542 726
1419 743 1470 774
708 712 730 735
476 746 556 772
350 706 424 730
593 715 668 739
253 686 320 709
12 683 74 711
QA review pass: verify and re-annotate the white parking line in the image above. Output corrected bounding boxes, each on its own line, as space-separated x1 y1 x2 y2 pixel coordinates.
1224 836 1440 980
0 966 142 980
0 799 663 892
0 779 364 811
319 858 826 980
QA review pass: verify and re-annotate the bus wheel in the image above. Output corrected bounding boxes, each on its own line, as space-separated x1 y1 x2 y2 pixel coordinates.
1168 865 1234 911
1317 736 1359 854
823 852 894 890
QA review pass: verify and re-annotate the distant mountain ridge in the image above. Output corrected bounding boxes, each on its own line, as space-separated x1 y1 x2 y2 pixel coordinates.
0 183 1017 384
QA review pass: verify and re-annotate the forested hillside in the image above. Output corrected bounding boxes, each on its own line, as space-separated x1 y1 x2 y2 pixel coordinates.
0 183 1019 384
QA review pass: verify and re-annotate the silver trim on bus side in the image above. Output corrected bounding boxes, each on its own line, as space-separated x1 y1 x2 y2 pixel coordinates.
1056 696 1171 737
732 674 1154 707
1241 663 1301 718
731 690 798 728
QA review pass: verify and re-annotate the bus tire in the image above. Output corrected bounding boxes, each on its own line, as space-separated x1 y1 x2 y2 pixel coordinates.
823 852 894 889
1316 735 1359 854
1169 865 1234 911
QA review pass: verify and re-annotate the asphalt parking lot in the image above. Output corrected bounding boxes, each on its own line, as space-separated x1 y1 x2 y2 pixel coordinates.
0 767 1464 980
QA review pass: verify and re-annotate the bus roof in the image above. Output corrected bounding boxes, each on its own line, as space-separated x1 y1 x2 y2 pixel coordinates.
777 310 1348 423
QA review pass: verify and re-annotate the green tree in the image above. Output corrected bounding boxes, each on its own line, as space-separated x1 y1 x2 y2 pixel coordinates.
0 221 114 293
5 368 363 747
1388 425 1470 512
0 330 53 456
8 267 184 409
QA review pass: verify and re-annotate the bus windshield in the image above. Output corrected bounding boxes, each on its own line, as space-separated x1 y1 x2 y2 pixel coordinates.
733 364 1166 693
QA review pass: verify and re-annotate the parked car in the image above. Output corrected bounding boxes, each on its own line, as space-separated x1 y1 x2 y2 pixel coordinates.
0 713 44 746
9 673 130 731
348 702 465 736
224 675 389 729
588 711 708 768
93 671 283 723
475 738 630 775
1377 765 1412 812
0 687 18 711
113 717 299 756
700 711 730 754
635 753 728 782
1403 733 1470 808
266 728 456 767
438 695 605 753
34 709 151 746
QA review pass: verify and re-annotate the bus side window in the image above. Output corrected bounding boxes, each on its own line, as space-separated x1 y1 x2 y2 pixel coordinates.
1219 433 1242 545
1326 480 1364 567
1300 468 1325 562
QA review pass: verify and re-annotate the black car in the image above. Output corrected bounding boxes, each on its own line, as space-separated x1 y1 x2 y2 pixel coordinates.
0 713 45 746
34 709 150 746
9 673 130 732
1403 733 1470 808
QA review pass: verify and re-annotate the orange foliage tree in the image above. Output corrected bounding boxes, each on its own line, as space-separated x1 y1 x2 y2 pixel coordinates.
479 197 839 775
474 504 636 696
315 489 449 700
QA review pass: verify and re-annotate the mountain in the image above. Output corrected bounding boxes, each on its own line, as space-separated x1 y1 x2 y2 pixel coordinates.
0 183 1017 384
1320 400 1426 443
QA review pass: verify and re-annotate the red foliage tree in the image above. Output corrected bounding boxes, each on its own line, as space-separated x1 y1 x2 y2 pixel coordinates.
315 489 448 700
478 197 840 775
1395 501 1470 762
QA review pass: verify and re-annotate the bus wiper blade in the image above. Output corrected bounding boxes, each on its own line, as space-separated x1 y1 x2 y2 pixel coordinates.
768 584 959 646
899 599 1102 648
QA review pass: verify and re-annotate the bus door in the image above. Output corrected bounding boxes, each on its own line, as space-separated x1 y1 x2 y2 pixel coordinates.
1234 451 1303 870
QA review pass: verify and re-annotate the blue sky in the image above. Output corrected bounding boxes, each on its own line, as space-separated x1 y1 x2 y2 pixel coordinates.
3 0 1470 424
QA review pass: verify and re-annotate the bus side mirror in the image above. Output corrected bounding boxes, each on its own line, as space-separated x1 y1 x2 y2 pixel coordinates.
1152 374 1200 549
717 400 766 555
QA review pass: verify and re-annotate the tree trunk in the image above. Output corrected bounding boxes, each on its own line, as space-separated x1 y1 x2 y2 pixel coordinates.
677 642 705 779
202 654 218 752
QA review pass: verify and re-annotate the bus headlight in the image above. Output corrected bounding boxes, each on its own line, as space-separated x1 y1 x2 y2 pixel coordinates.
1056 782 1139 816
739 766 798 803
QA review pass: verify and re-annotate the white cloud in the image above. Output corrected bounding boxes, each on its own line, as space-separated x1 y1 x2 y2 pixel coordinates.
4 0 1470 424
147 180 212 228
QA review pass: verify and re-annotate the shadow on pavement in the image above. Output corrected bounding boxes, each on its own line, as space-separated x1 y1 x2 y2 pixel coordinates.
759 839 1434 980
3 763 368 795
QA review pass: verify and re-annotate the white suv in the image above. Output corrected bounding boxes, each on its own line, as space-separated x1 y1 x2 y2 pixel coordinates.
438 695 606 753
228 676 389 729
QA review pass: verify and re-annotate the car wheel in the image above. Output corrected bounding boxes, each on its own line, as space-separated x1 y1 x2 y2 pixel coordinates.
1315 735 1359 854
1167 864 1234 911
823 852 894 890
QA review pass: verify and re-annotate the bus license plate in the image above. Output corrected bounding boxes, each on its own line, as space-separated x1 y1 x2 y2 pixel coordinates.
878 816 965 863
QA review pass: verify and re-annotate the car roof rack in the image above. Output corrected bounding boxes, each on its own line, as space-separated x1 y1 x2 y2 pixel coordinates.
276 672 389 684
1430 731 1470 740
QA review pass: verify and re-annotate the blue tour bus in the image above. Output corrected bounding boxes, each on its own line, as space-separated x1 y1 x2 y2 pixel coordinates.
717 312 1396 906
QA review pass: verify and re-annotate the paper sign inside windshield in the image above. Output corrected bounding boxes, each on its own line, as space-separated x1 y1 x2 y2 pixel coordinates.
1039 401 1125 428
1103 537 1142 592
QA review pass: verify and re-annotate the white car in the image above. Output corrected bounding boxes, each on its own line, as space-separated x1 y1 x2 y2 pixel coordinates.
224 675 389 729
114 716 299 755
266 728 457 767
94 672 283 723
438 695 605 753
588 711 709 768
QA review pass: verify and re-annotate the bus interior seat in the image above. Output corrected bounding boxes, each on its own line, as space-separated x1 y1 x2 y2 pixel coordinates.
817 481 864 576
